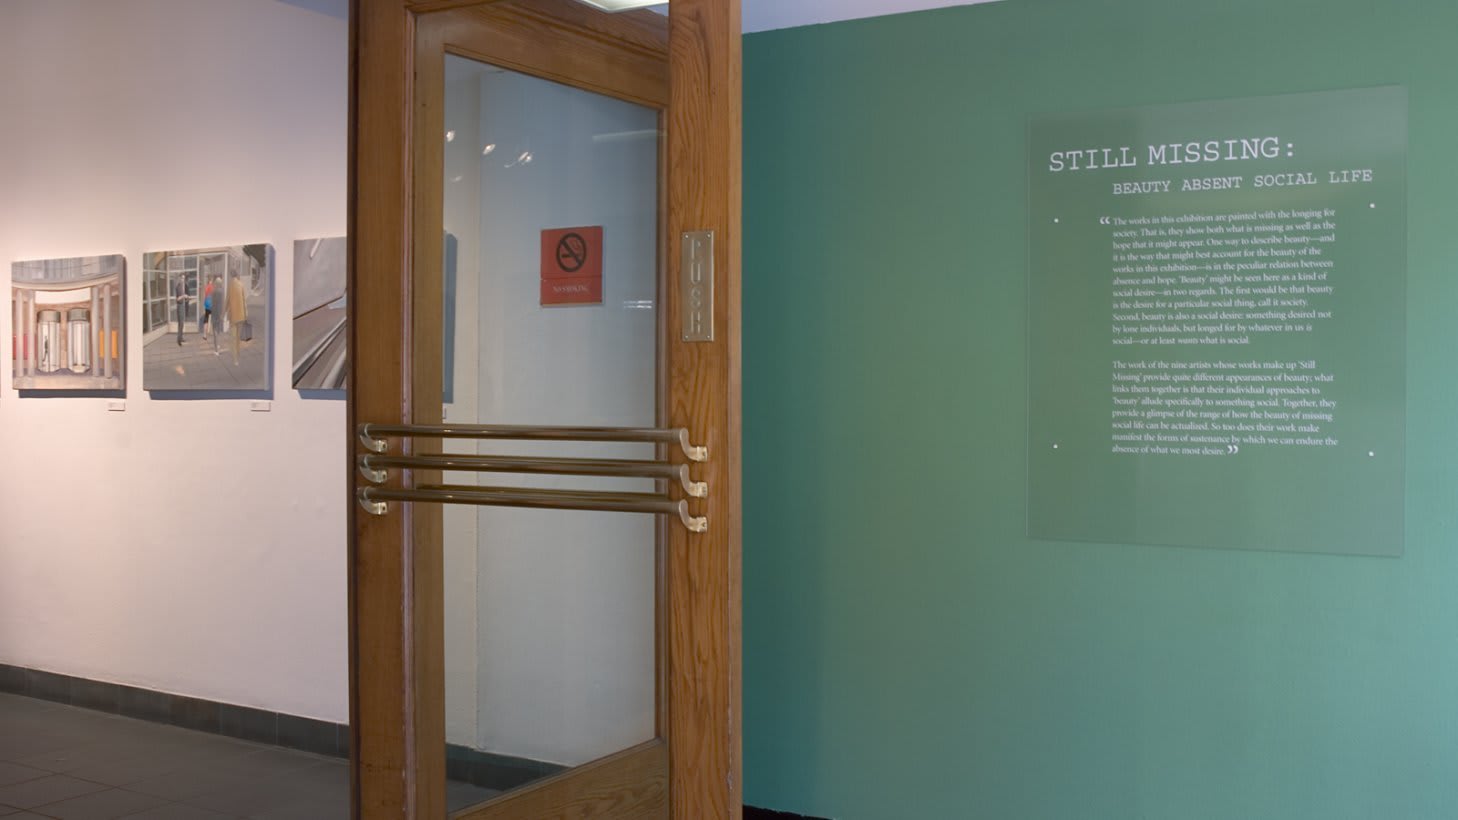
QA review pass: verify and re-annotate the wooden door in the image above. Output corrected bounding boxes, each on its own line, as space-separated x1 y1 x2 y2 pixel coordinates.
346 1 740 818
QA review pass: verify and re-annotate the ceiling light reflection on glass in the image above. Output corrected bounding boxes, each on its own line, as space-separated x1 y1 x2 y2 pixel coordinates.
573 0 666 12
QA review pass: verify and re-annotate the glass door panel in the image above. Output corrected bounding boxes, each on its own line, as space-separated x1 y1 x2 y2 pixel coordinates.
439 53 661 811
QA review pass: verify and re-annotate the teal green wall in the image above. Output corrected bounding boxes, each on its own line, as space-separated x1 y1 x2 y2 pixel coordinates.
742 2 1458 818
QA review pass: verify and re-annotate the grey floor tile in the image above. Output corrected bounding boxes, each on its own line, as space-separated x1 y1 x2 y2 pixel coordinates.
0 696 349 819
130 751 321 803
0 737 74 765
177 761 341 819
0 697 53 718
271 763 347 799
0 715 123 765
180 781 315 818
199 767 348 820
28 786 170 819
126 766 258 802
14 743 119 775
60 757 194 789
283 758 346 781
446 780 500 812
0 763 49 787
213 749 330 780
0 775 108 809
116 805 242 820
245 794 350 820
1 729 101 764
57 740 257 790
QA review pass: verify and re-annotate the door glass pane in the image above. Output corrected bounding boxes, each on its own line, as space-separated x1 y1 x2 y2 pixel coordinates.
440 54 660 809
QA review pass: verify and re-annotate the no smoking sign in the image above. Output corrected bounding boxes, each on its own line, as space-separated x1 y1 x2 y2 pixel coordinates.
540 225 603 306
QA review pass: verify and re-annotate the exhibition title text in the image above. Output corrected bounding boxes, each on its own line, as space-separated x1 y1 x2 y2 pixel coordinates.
1048 137 1291 172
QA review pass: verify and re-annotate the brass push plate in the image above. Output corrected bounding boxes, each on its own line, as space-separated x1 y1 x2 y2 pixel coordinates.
681 230 714 342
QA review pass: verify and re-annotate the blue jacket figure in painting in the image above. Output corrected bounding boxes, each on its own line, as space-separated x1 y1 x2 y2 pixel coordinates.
213 276 224 354
175 274 188 346
202 276 216 346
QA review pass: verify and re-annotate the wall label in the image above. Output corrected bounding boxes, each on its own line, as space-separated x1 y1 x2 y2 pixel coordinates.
1027 87 1407 555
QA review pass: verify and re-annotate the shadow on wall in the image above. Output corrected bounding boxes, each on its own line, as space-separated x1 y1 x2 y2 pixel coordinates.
274 0 348 19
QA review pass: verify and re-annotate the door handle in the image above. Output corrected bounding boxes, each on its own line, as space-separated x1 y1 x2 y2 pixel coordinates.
354 423 709 532
357 453 707 498
357 484 707 533
358 422 706 462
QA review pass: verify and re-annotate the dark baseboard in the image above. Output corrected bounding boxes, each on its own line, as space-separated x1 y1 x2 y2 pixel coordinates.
0 662 558 791
744 807 832 820
446 742 566 792
0 662 346 758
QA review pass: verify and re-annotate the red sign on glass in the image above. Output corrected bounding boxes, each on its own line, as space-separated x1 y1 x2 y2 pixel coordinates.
540 226 603 306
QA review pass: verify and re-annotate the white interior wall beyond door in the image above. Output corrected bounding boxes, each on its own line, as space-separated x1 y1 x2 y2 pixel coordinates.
442 66 483 749
0 0 348 723
442 57 659 767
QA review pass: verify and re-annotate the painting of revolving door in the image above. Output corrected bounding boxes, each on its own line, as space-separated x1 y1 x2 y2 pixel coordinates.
12 255 126 392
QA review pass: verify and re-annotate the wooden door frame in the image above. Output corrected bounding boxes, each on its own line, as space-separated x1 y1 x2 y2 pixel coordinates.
346 0 742 817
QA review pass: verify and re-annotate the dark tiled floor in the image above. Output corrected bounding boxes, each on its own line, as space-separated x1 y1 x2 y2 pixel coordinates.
0 693 498 818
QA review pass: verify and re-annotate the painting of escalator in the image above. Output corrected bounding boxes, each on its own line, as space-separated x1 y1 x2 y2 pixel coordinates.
292 236 347 390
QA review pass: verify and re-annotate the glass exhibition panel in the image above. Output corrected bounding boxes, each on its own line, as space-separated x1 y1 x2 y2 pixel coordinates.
1028 87 1407 555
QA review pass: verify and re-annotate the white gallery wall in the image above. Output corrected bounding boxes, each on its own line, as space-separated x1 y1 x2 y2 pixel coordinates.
0 0 349 723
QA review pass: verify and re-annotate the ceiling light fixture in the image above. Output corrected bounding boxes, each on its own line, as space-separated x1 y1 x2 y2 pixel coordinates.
572 0 666 12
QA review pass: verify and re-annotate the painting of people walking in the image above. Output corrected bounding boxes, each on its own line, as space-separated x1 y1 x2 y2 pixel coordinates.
142 244 272 392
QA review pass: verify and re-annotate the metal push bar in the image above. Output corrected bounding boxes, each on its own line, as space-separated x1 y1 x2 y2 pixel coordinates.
356 484 707 533
354 423 708 531
358 423 707 462
357 453 707 498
